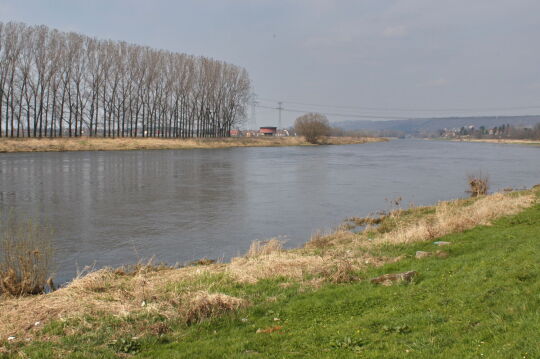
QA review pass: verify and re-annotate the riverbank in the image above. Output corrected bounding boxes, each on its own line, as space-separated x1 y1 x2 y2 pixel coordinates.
448 138 540 145
1 186 538 357
0 136 386 153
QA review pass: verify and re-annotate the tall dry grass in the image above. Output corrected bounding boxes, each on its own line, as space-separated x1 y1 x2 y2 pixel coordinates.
0 136 386 153
0 216 54 296
374 192 534 246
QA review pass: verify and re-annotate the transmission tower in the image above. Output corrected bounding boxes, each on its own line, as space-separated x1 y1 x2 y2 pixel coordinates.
250 93 258 130
278 101 283 129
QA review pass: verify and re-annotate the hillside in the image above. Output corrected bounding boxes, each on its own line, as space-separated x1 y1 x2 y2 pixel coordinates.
334 115 540 136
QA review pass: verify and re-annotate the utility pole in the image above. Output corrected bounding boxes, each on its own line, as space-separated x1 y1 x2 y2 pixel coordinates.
250 93 258 130
278 101 283 129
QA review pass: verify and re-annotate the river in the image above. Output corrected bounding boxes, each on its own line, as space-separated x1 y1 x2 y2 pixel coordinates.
0 139 538 282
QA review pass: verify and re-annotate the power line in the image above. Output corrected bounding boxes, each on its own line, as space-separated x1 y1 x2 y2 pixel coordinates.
255 104 411 120
257 97 540 113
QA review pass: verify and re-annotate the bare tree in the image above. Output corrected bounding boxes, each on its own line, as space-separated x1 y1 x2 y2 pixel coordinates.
0 21 250 139
294 113 331 144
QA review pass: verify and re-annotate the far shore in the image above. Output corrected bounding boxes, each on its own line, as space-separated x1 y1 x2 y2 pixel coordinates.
447 138 540 145
0 136 387 153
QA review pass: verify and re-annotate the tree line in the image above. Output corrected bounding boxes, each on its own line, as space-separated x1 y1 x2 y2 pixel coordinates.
440 123 540 140
0 22 250 139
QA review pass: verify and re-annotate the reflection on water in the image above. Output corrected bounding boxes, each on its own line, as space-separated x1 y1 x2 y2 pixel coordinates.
0 139 539 282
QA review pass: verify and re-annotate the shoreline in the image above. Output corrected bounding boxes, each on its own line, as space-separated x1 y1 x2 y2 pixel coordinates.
446 138 540 145
0 136 387 153
1 186 538 351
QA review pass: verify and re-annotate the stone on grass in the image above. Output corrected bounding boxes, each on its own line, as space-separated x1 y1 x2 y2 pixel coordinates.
370 271 417 286
415 251 431 259
435 250 449 258
416 250 449 259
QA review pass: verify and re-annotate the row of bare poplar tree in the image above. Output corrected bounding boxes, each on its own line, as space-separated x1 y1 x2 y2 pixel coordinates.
0 22 250 138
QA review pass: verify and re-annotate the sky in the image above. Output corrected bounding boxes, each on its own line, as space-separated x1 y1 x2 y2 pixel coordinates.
1 0 540 128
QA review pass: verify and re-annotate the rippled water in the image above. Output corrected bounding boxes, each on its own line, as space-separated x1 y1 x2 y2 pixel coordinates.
0 139 538 282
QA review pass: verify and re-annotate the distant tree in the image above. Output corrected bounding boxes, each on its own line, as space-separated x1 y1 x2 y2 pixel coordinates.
294 113 331 144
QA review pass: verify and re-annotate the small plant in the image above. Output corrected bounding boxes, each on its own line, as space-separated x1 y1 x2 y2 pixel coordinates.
0 214 54 296
467 172 490 197
109 337 141 354
382 324 411 334
329 336 366 351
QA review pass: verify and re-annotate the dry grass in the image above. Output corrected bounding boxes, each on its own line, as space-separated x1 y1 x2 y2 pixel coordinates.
185 292 247 324
245 238 283 258
0 136 386 153
373 191 535 246
322 259 359 284
0 217 54 296
0 188 536 340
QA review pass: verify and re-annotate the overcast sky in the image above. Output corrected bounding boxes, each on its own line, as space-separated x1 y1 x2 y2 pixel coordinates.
1 0 539 127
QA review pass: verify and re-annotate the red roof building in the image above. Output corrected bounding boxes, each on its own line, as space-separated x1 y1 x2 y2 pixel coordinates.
259 127 277 136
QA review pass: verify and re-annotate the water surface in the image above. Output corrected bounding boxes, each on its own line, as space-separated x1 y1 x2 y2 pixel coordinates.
0 139 538 282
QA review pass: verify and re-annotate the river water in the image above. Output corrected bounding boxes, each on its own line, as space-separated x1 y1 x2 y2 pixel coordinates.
0 139 538 282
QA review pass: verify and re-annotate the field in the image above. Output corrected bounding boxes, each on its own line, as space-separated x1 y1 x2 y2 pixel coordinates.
0 186 539 358
0 136 385 153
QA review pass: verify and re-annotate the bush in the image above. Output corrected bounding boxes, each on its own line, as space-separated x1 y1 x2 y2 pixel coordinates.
467 173 490 197
0 215 54 296
294 113 331 144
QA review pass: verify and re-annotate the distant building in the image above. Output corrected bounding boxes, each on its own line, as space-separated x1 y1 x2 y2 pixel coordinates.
259 127 277 136
230 129 240 137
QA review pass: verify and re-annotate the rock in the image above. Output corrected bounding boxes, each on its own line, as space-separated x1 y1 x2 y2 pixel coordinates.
434 241 451 246
415 251 431 259
435 250 449 258
370 271 417 286
416 250 449 259
7 336 15 341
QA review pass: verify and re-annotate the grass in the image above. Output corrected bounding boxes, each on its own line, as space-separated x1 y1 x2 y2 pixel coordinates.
0 187 538 358
0 136 386 153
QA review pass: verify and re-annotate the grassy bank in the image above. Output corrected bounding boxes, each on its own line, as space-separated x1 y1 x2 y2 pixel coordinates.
0 136 385 153
0 187 539 358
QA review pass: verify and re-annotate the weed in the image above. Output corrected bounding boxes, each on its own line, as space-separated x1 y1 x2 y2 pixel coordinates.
467 172 490 197
0 215 54 296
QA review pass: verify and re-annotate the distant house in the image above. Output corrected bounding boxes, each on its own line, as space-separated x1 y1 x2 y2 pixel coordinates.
230 129 241 137
259 127 277 136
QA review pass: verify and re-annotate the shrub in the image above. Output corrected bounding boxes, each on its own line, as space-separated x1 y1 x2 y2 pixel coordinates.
467 173 490 197
0 215 54 296
294 113 331 144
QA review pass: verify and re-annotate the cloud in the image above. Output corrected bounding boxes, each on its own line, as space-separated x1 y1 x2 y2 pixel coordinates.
382 25 407 38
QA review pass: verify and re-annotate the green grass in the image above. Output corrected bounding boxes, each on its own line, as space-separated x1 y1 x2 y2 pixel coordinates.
3 197 540 358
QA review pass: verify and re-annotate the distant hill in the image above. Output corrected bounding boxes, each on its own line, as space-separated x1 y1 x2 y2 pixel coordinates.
333 115 540 136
